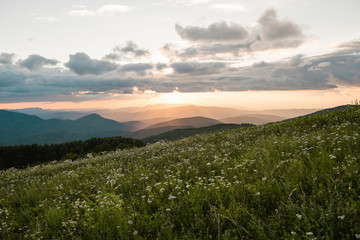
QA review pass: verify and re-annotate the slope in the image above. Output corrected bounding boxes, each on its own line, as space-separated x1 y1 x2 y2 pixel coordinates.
142 123 253 143
222 114 285 125
1 106 359 239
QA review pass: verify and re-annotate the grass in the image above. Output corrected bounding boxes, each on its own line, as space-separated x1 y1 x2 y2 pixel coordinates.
0 106 360 239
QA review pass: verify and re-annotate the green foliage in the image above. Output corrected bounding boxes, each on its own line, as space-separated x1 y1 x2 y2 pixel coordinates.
143 123 253 143
0 136 145 170
1 106 360 239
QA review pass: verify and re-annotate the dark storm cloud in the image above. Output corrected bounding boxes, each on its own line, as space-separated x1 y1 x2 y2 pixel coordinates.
19 54 59 70
119 63 153 76
105 41 149 60
170 62 227 75
65 52 118 75
175 21 248 42
0 53 15 65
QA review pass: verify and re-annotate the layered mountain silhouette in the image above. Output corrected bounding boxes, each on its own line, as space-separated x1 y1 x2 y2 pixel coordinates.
0 111 225 145
130 116 223 139
1 104 325 146
0 110 129 145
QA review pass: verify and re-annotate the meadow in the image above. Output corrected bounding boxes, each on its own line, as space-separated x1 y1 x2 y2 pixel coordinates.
0 106 359 239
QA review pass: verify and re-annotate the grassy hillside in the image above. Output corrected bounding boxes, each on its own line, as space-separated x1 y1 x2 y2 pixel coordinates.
142 123 253 143
0 107 360 239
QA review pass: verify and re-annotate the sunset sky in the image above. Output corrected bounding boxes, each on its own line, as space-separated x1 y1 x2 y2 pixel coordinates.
1 0 360 110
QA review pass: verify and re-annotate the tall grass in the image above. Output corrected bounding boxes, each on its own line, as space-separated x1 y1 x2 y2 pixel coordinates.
1 107 360 239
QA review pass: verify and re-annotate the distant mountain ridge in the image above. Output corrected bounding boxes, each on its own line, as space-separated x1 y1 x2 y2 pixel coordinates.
0 110 129 146
1 105 336 146
0 111 224 145
10 108 90 120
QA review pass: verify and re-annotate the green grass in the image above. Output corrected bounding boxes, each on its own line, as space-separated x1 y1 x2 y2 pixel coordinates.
1 106 360 239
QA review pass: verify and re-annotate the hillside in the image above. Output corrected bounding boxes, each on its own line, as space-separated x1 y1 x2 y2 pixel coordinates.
145 116 222 129
142 123 253 143
130 116 223 139
100 105 245 122
222 114 285 125
0 106 359 239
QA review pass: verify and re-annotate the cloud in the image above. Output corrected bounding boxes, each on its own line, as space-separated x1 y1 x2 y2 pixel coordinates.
119 63 153 76
105 41 149 60
170 62 226 75
65 53 117 75
175 8 305 57
2 39 360 103
0 68 26 87
70 4 133 17
209 3 246 12
179 43 250 57
156 63 168 70
176 21 248 42
253 8 305 50
289 55 305 66
19 54 59 70
0 53 15 64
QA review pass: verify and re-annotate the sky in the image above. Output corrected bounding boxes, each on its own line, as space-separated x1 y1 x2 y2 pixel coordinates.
0 0 360 110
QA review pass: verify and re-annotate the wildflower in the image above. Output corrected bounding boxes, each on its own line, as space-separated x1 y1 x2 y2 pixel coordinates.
306 232 313 236
166 208 171 211
133 230 138 235
296 214 302 220
128 220 133 225
168 194 176 200
355 233 360 239
337 215 345 220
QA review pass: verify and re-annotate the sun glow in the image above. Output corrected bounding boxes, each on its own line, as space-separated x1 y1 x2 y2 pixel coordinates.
159 90 183 104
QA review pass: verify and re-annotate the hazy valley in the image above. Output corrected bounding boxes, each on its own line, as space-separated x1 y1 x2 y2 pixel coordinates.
2 104 319 146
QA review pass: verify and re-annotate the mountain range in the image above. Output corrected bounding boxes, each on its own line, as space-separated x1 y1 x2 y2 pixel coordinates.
1 104 323 146
0 111 226 145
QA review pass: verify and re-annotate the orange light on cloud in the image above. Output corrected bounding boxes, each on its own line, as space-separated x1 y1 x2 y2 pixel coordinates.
1 86 359 111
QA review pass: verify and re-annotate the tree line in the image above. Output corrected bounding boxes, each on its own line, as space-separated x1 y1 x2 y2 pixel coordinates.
0 136 145 170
